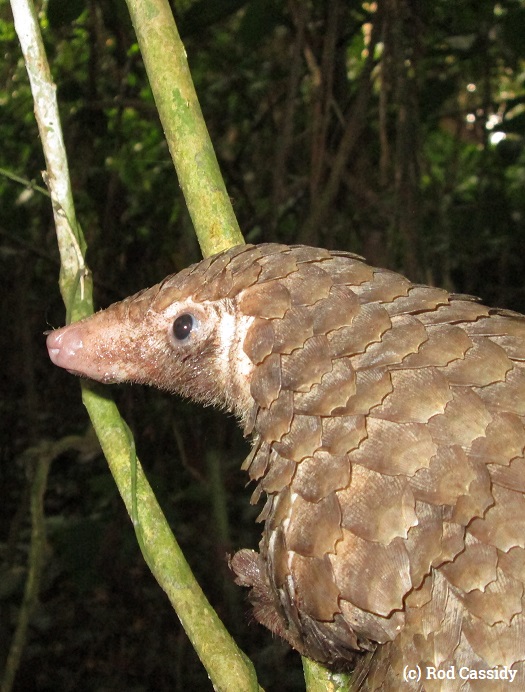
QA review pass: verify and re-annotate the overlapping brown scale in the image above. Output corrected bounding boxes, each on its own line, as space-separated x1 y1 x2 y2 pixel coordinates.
266 485 293 530
406 572 463 665
438 337 512 386
197 267 234 300
338 369 392 415
311 285 361 335
288 554 341 621
312 613 363 657
192 251 235 300
421 617 464 674
272 413 323 460
463 613 525 668
406 572 446 638
249 482 265 506
292 358 357 415
327 303 392 358
323 255 375 286
417 300 491 326
499 546 525 583
470 411 525 465
490 334 525 360
433 521 466 567
186 252 216 275
284 264 333 306
255 494 273 521
450 470 493 527
459 568 523 626
226 243 264 275
370 367 452 424
321 414 367 456
255 242 292 258
408 446 478 507
356 643 394 691
404 570 433 610
266 525 289 589
255 390 293 442
260 454 296 493
339 600 405 643
337 465 417 544
292 451 351 501
284 492 342 557
463 312 525 338
280 335 333 392
400 324 473 368
238 280 291 318
331 530 412 616
322 249 365 260
187 248 239 288
426 388 492 447
351 315 428 370
384 284 450 317
289 245 333 263
256 450 297 493
441 534 498 594
488 456 525 493
250 353 281 407
470 485 525 552
474 365 525 416
242 402 258 437
350 269 411 303
350 418 437 476
241 437 268 478
122 279 169 315
256 248 298 282
403 502 454 587
228 262 262 296
271 306 313 354
223 241 260 261
242 318 275 364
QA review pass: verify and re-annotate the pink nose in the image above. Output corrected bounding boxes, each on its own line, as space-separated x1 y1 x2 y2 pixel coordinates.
46 326 83 369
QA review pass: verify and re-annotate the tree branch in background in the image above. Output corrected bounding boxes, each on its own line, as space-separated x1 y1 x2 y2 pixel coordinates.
298 3 380 247
10 0 258 689
124 0 244 258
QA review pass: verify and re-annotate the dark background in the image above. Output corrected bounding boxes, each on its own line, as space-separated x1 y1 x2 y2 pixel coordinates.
2 1 525 689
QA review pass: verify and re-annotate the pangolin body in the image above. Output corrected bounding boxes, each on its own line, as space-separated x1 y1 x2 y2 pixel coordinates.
47 244 525 688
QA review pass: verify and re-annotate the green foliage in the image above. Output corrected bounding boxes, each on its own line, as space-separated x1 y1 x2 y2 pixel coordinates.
2 0 525 690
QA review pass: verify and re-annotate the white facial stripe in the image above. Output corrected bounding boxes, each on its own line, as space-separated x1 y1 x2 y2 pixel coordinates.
215 311 255 414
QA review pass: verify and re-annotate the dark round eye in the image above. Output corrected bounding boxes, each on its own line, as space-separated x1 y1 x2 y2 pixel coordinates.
173 313 195 341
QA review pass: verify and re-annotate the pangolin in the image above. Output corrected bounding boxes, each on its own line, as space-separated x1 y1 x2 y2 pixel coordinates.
46 243 525 688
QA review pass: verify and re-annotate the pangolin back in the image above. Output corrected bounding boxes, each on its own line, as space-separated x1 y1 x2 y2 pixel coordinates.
47 244 525 688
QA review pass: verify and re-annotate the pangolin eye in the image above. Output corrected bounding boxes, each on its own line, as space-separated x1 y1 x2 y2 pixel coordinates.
173 313 195 341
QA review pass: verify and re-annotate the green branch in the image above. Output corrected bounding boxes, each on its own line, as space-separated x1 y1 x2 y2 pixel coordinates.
12 0 351 688
125 0 244 258
11 0 258 689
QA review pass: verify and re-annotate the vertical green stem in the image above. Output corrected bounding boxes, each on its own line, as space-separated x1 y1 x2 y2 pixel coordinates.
124 0 244 258
303 658 352 692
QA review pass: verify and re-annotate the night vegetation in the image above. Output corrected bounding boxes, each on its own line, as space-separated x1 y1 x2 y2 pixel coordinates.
2 1 525 690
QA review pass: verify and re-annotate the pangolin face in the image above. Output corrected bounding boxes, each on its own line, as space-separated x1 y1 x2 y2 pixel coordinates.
46 243 525 685
47 286 255 418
